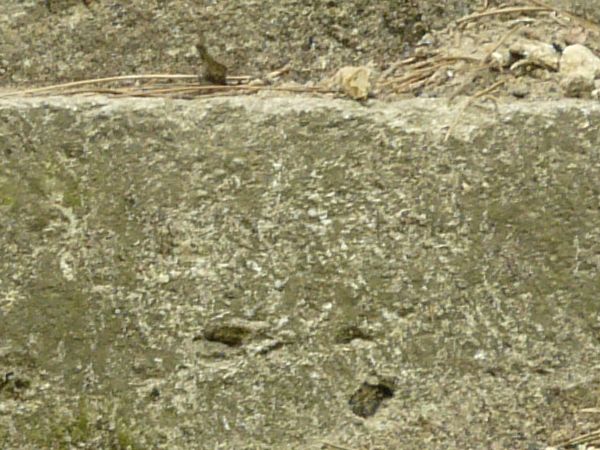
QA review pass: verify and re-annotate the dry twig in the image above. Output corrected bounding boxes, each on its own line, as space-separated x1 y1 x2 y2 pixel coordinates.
0 74 197 97
456 6 551 26
0 73 335 99
321 441 356 450
378 55 482 96
483 23 524 62
443 79 505 142
527 0 600 34
558 428 600 447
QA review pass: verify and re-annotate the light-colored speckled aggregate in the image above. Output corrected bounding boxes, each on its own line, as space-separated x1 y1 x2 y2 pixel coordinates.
1 95 600 449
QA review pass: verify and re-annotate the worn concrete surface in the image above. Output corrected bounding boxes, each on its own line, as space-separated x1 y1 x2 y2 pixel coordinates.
1 95 600 449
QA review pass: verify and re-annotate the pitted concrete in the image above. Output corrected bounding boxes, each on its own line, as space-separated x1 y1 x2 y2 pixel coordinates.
1 95 600 449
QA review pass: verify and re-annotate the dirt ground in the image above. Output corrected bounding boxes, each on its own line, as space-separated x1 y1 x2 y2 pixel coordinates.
1 0 600 100
2 1 600 450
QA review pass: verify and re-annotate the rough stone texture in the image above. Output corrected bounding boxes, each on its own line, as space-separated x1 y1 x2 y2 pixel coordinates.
1 94 600 449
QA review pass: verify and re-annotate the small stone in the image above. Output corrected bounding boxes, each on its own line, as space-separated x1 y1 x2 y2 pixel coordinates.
560 73 595 97
324 66 372 100
509 39 560 71
559 44 600 97
560 44 600 76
